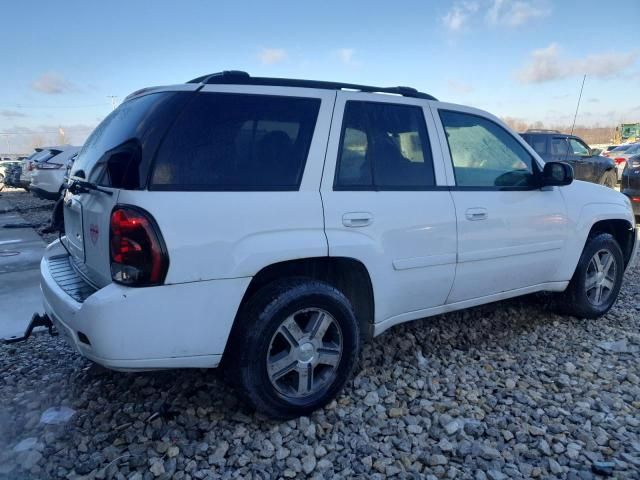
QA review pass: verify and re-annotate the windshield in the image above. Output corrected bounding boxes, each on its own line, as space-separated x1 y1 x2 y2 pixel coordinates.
32 149 59 163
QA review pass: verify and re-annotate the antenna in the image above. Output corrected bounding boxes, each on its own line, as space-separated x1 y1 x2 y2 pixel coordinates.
570 74 586 137
563 74 586 164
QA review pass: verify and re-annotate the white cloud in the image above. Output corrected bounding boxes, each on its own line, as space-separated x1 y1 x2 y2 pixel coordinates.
447 79 474 94
442 1 479 31
444 0 547 32
31 72 77 94
258 48 287 65
337 48 355 65
0 110 27 118
486 0 549 27
517 43 639 84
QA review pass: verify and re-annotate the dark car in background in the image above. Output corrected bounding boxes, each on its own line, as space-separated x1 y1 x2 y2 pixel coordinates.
520 130 617 188
621 154 640 217
605 143 640 181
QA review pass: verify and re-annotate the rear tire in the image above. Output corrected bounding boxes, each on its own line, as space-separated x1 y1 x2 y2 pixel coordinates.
599 170 617 189
225 279 361 419
556 233 624 319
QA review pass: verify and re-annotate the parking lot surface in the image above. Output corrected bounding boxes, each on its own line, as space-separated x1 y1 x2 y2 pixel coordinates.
0 195 47 340
1 235 639 478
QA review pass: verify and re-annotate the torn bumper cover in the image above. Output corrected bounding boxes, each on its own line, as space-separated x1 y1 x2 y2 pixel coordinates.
39 239 248 371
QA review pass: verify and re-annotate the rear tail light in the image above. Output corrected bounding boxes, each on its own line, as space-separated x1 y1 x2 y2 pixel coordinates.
614 157 626 165
109 206 168 286
631 197 640 203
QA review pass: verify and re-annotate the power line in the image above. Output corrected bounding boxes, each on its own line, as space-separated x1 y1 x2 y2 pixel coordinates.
0 103 108 109
0 127 94 135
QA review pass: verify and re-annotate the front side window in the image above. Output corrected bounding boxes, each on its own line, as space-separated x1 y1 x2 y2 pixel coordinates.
150 93 320 190
569 138 590 156
439 110 536 188
335 101 435 189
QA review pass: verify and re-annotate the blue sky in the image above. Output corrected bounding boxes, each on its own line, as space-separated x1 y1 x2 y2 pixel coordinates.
1 0 638 152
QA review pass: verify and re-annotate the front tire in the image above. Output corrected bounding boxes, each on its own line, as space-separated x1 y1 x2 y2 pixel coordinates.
225 279 361 419
556 233 624 319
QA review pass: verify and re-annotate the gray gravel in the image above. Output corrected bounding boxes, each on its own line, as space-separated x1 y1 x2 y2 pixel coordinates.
0 190 58 244
1 192 639 479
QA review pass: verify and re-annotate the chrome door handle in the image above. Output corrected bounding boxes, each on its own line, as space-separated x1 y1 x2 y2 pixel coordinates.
465 208 488 221
342 212 373 227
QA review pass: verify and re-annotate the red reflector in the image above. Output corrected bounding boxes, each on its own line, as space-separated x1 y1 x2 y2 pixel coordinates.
109 206 168 286
614 157 626 165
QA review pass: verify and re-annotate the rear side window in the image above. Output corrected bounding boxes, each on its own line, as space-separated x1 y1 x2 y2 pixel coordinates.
439 110 536 188
72 92 191 188
150 93 321 190
522 135 547 156
335 101 435 190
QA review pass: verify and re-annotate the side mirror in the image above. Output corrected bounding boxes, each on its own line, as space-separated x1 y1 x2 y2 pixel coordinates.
541 161 573 187
590 148 602 156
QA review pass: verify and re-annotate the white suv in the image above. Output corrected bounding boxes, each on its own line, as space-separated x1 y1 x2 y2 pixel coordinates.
40 71 639 418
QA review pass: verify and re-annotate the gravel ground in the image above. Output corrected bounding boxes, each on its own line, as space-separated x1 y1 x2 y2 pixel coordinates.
0 189 58 244
0 191 639 479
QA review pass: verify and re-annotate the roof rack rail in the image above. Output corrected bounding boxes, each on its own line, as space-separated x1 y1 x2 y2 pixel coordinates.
525 129 562 134
187 71 438 101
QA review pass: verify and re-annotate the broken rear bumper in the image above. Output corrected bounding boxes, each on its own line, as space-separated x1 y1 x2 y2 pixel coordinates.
40 240 250 371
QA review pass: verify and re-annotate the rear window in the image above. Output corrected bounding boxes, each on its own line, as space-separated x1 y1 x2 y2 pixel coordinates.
611 144 631 152
149 93 321 191
71 92 191 188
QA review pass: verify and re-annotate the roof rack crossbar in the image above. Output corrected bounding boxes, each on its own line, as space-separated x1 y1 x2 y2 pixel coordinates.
187 71 437 101
525 129 562 134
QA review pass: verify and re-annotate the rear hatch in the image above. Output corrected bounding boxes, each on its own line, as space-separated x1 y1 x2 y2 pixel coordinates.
63 89 194 288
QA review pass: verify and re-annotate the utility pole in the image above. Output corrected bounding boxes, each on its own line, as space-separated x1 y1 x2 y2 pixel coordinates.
107 96 119 111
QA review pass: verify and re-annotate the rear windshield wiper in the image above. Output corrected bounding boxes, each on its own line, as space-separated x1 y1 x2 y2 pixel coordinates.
68 179 113 196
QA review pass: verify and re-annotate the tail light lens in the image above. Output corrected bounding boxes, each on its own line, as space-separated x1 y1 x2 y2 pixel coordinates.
631 197 640 203
110 206 168 286
614 157 626 165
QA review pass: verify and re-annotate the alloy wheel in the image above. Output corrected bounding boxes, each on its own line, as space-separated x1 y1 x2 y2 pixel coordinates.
266 308 343 399
585 248 617 306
